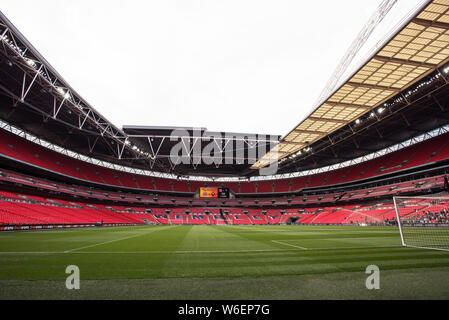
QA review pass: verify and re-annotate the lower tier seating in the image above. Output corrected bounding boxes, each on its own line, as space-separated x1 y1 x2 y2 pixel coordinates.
1 190 448 227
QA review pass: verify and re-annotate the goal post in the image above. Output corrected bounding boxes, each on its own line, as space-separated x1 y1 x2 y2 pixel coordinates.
394 196 449 252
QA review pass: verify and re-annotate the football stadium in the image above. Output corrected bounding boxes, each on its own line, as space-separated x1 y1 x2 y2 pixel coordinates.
1 0 449 303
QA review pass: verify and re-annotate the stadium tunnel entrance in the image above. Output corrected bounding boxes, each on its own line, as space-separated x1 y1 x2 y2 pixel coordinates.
285 217 300 225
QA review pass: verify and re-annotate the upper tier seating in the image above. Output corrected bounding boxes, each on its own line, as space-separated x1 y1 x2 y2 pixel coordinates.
1 167 446 211
1 128 449 195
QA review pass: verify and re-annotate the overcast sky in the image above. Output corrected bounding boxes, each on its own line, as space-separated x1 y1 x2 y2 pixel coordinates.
1 0 424 136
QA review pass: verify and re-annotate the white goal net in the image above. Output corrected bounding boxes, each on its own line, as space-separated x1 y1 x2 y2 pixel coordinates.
394 196 449 252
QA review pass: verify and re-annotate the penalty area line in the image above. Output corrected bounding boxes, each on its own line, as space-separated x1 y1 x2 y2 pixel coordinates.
0 248 297 255
271 240 308 250
0 245 404 255
63 225 178 253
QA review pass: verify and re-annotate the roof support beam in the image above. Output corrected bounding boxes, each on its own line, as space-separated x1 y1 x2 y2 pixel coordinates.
53 96 66 119
308 117 347 124
282 141 306 146
374 55 435 69
347 81 401 92
413 18 449 30
292 129 327 135
324 101 370 110
21 66 43 102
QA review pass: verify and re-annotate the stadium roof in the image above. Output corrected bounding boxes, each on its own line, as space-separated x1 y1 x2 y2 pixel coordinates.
1 1 449 178
252 0 449 169
0 10 151 165
123 125 280 176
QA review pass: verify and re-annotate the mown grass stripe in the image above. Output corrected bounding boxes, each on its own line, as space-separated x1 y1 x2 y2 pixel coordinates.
63 225 178 253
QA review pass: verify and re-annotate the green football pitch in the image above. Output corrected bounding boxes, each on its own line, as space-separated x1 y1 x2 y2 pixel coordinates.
0 224 448 300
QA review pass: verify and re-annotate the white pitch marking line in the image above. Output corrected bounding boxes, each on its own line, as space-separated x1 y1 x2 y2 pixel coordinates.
0 249 296 254
0 252 61 254
271 240 308 250
0 245 407 255
223 225 398 234
403 245 449 253
225 226 304 233
69 248 295 254
63 225 177 253
67 249 293 254
306 245 403 251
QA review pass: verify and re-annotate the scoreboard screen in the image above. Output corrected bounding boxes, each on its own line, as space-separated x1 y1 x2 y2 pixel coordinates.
199 187 230 198
200 187 217 198
217 188 230 198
